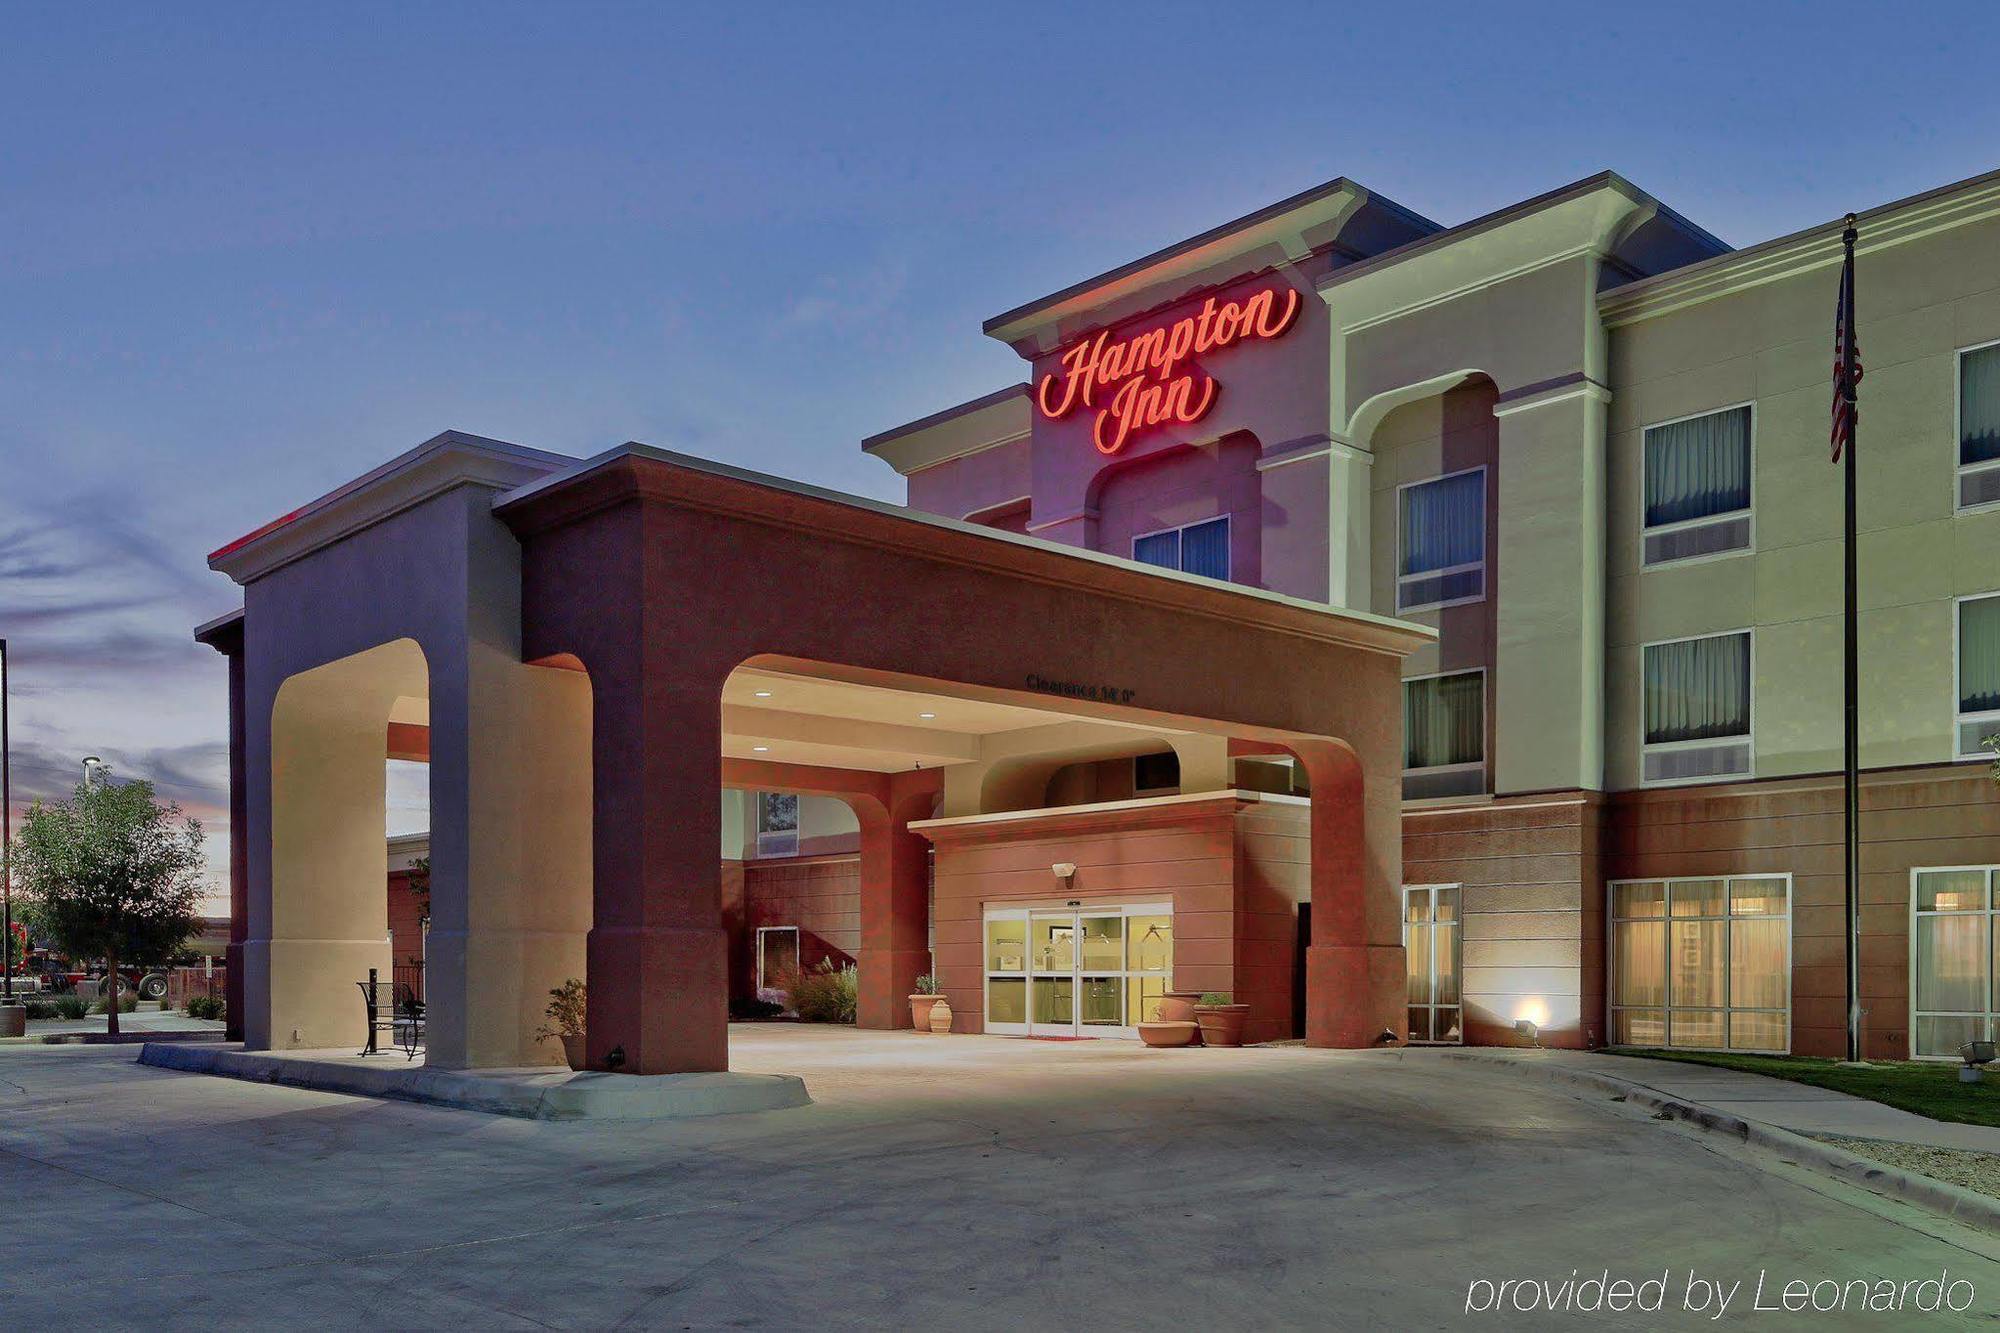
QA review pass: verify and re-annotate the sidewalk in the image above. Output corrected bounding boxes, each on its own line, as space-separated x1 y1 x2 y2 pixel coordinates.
3 1010 225 1044
1453 1048 2000 1153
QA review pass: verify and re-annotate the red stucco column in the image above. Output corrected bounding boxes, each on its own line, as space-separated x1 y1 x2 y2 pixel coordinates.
586 666 729 1075
854 770 941 1029
1290 739 1404 1048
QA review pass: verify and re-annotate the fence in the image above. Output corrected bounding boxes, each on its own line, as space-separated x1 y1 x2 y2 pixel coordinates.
165 965 227 1011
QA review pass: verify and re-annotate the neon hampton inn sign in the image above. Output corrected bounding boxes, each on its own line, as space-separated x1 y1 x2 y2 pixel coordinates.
1035 284 1301 455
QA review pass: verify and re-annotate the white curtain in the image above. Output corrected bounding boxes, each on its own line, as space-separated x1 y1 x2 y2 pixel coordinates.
1644 633 1750 744
1400 471 1484 576
1404 672 1483 768
1962 597 2000 713
1645 406 1751 527
1965 344 2000 466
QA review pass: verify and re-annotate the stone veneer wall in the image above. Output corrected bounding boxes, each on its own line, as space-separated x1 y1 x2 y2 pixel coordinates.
1401 794 1604 1049
1606 763 2000 1060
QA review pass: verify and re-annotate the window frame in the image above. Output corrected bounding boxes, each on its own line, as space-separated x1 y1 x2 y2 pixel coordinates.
1394 465 1488 614
1131 514 1231 581
1638 627 1755 789
1606 873 1792 1055
1957 338 2000 514
1908 865 2000 1061
1638 401 1757 570
1953 591 2000 760
753 790 801 858
1400 667 1487 794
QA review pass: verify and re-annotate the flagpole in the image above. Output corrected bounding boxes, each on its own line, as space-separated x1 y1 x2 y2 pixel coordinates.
1841 214 1863 1064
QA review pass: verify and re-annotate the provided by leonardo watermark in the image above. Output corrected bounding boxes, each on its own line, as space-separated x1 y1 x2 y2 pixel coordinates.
1464 1269 1975 1318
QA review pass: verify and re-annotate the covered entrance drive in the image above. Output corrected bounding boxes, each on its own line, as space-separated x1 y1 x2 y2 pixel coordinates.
201 433 1431 1078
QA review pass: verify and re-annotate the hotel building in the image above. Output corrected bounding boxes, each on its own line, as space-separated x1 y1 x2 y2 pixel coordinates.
197 164 2000 1075
853 167 2000 1061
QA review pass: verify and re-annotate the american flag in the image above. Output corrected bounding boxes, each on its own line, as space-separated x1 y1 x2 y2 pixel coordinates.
1831 230 1862 462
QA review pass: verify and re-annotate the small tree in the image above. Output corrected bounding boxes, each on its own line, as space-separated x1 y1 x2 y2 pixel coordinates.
12 775 205 1037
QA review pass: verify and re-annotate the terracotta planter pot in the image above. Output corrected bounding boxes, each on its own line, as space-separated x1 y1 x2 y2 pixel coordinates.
1154 991 1203 1024
560 1033 587 1071
928 997 954 1034
1193 1004 1251 1047
909 994 945 1031
1137 1020 1198 1048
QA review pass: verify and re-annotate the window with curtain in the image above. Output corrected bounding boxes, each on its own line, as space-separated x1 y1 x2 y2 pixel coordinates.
1957 594 2000 756
1402 671 1484 799
1912 868 1997 1058
1132 516 1229 581
1642 405 1752 566
1642 631 1751 784
1610 876 1789 1053
1962 344 2000 469
1397 468 1485 612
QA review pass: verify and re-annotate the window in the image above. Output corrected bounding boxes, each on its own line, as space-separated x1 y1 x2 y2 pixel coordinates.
1642 630 1751 785
1642 405 1752 566
1956 594 2000 758
1959 343 2000 510
1609 876 1789 1053
1402 670 1484 800
1133 515 1229 580
1912 868 2000 1059
1404 886 1462 1044
1132 751 1180 795
1396 468 1485 612
754 791 799 857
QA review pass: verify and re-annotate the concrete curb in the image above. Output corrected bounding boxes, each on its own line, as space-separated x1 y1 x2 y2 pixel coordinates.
137 1042 813 1121
1442 1050 2000 1235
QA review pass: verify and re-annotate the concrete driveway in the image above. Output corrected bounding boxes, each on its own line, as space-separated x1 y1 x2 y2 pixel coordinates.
4 1026 1999 1329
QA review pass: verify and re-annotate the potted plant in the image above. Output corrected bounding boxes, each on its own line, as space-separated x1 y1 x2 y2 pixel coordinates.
1154 989 1204 1024
909 973 947 1031
1192 992 1251 1047
535 977 588 1071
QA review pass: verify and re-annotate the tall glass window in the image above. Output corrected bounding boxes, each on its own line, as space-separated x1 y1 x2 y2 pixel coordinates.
1641 630 1751 784
1402 671 1484 800
1959 343 2000 509
1912 868 2000 1059
1642 405 1753 566
1610 876 1789 1052
1396 467 1485 612
1956 594 2000 757
1133 516 1229 581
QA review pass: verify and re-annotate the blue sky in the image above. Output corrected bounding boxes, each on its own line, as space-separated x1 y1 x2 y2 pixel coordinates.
4 2 1999 896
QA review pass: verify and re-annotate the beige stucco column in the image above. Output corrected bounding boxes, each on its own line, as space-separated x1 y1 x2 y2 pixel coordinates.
1491 379 1612 795
1325 440 1374 610
257 646 408 1051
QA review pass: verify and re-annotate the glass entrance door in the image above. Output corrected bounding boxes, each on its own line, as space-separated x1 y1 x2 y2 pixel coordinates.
1404 885 1462 1044
985 903 1172 1038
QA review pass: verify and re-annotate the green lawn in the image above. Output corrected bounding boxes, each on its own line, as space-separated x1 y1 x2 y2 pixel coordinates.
1608 1049 2000 1128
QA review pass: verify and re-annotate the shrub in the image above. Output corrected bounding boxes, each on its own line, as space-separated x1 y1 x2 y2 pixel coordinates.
913 973 941 996
95 991 138 1015
1198 992 1233 1007
790 960 858 1024
535 978 586 1045
22 998 58 1020
51 994 90 1020
729 995 784 1020
185 993 227 1021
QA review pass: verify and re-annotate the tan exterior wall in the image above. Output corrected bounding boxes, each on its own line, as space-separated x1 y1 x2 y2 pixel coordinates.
1605 213 2000 789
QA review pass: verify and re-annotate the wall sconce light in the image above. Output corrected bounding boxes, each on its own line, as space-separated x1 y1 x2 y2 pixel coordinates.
1052 862 1076 883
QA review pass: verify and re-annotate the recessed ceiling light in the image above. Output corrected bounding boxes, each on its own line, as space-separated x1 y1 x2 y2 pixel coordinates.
918 711 936 719
754 690 773 698
752 745 769 752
